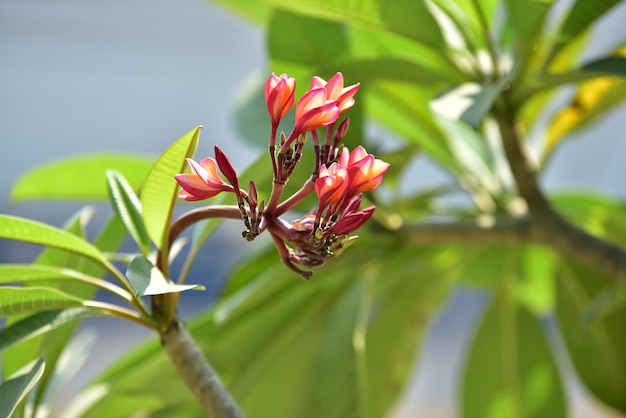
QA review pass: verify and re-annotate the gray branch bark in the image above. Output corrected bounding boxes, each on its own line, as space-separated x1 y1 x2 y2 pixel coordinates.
160 321 245 418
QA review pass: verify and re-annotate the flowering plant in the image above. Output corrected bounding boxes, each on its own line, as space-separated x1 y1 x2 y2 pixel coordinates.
174 72 388 278
0 71 387 418
3 0 626 417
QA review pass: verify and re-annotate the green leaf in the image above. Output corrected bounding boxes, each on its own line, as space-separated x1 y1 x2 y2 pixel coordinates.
269 9 349 79
0 287 84 317
366 80 455 169
582 281 626 325
0 264 99 285
503 0 552 47
11 154 153 202
105 169 151 255
82 242 459 418
430 0 498 50
557 259 626 413
551 0 622 58
125 255 202 297
263 0 444 48
346 25 463 82
140 126 200 249
550 192 626 246
535 56 626 91
0 358 45 418
431 74 514 128
462 295 566 418
0 308 94 353
209 0 273 24
0 215 107 266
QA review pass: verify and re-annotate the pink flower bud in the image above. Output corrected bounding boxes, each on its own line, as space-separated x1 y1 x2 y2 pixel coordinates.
292 88 340 137
331 206 375 236
175 157 234 201
265 73 296 126
311 72 360 112
346 146 390 195
214 146 239 189
315 162 348 208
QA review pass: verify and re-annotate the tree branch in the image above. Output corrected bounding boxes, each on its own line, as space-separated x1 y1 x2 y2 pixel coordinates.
400 103 626 283
495 103 626 282
160 321 245 418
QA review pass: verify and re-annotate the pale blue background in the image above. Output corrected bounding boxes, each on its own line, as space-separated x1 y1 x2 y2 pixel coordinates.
1 1 625 417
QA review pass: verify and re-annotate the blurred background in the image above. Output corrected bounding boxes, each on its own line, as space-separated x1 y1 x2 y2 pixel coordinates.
1 0 625 416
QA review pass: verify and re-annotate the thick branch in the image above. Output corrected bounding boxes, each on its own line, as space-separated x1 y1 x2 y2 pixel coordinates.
495 104 626 282
161 321 245 418
402 217 531 245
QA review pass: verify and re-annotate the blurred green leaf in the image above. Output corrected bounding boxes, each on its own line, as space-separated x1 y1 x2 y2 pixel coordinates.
0 215 107 266
462 295 566 418
459 244 557 315
550 192 626 245
503 0 552 48
126 255 203 297
583 281 626 325
431 73 514 128
209 0 273 24
0 358 45 418
263 0 444 48
550 0 623 59
557 259 626 413
105 169 151 255
140 126 200 249
82 241 459 418
345 25 464 82
550 193 626 412
0 287 84 317
536 56 626 91
10 154 153 202
0 308 94 352
366 80 454 168
432 0 498 49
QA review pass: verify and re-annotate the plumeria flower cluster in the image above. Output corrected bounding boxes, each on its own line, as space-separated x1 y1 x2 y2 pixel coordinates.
175 72 389 278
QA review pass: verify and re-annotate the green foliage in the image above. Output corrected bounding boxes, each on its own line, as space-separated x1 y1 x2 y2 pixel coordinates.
125 255 203 296
140 126 200 250
0 358 45 418
3 0 626 417
11 154 153 202
80 241 461 418
105 170 151 256
462 295 565 418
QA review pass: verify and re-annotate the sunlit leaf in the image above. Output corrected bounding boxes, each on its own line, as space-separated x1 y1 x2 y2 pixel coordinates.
0 358 45 418
0 215 107 266
140 126 200 249
0 287 84 317
209 0 273 24
462 295 566 418
10 154 153 202
263 0 444 48
106 169 151 255
125 255 203 297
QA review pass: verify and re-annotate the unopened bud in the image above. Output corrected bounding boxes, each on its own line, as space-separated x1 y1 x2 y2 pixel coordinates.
334 117 350 144
248 181 258 206
214 146 239 189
